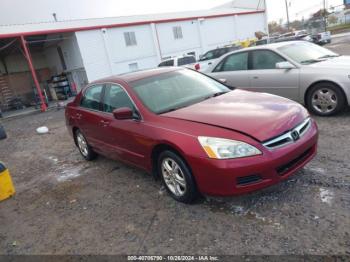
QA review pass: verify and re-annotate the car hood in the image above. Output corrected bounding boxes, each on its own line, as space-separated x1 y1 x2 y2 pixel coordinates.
308 55 350 69
162 90 309 142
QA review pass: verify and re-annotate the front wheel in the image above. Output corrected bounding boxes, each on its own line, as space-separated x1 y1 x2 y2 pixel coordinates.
306 83 345 116
158 150 199 203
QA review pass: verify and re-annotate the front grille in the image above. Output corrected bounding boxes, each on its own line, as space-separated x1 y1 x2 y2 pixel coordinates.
276 148 312 176
237 174 262 186
263 118 311 150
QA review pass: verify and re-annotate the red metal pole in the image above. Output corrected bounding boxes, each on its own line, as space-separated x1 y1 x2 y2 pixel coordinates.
20 35 47 112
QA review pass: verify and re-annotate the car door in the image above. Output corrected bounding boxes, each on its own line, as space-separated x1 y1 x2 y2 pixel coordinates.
76 84 106 152
209 51 249 89
248 50 300 101
98 83 149 168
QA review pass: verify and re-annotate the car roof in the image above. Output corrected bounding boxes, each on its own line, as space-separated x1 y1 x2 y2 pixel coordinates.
91 67 181 84
227 41 305 53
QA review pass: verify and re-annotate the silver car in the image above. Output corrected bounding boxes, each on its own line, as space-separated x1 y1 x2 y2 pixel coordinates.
205 41 350 116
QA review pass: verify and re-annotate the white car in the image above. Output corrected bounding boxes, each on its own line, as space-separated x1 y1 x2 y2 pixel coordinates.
205 41 350 116
158 55 200 70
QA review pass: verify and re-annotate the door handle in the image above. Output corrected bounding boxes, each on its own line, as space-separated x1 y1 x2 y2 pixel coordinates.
76 113 82 120
208 62 212 65
253 76 259 79
219 78 227 84
100 120 110 127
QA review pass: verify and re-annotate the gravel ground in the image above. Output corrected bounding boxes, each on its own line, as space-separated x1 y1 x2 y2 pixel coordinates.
0 40 349 256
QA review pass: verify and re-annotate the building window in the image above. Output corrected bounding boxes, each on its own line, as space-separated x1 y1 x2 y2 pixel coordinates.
129 62 138 71
124 32 137 46
173 26 183 39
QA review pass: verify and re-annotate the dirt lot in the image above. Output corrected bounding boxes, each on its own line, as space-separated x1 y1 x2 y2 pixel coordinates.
0 108 349 255
0 40 350 256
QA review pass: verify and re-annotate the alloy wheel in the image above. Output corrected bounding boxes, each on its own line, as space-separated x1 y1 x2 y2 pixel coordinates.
77 132 89 157
161 157 187 197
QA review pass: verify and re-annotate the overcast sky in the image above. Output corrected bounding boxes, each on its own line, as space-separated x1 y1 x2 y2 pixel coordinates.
0 0 345 25
266 0 344 22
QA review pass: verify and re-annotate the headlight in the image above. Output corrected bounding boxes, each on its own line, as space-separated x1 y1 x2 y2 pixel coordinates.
198 136 262 159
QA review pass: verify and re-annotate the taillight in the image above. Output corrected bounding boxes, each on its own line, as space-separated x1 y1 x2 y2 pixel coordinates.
195 63 200 71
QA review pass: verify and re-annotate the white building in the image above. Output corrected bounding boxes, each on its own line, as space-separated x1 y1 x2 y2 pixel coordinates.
0 1 266 110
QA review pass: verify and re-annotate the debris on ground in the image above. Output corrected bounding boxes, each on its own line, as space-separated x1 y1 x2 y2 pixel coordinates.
36 126 49 134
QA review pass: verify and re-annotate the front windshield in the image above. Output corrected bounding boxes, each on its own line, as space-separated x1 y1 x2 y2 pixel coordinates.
130 69 230 114
278 42 339 64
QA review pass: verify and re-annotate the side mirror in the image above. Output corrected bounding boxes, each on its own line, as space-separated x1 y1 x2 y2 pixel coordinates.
276 61 295 69
113 107 134 120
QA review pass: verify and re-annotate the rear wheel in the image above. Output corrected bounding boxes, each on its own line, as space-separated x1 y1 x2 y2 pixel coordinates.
306 83 345 116
75 129 97 161
157 150 199 203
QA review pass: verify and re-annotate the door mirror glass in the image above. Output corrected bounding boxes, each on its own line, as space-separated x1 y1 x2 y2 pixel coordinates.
275 61 295 69
113 107 133 120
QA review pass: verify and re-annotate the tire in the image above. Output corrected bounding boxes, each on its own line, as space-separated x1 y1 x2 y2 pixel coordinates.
0 124 7 140
306 82 345 116
74 129 97 161
157 150 199 203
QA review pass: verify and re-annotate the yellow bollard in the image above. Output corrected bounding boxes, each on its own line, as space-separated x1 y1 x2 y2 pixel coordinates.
0 162 15 201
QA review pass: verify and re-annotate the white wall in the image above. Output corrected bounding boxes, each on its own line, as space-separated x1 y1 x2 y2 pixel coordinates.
200 16 237 51
76 12 266 81
235 13 266 40
156 20 201 58
75 30 114 82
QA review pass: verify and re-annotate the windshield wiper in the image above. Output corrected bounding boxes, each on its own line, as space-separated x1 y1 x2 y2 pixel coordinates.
318 54 340 59
203 91 229 100
300 59 323 64
158 105 189 114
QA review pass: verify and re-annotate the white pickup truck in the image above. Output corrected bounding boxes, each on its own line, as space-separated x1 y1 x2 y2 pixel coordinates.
197 46 241 72
158 55 200 70
313 31 332 45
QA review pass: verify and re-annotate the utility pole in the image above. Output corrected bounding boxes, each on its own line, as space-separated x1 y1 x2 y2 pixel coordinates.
323 0 327 32
285 0 290 30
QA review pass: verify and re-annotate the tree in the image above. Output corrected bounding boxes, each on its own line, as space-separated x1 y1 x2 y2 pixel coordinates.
268 21 287 34
289 20 303 30
328 15 338 24
311 9 330 20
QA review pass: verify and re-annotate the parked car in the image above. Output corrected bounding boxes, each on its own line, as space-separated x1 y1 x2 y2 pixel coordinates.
158 55 200 70
312 31 332 45
198 46 241 71
205 41 350 116
65 67 318 203
276 31 313 43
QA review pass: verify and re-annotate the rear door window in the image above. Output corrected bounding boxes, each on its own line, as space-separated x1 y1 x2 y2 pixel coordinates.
213 52 248 72
80 85 103 111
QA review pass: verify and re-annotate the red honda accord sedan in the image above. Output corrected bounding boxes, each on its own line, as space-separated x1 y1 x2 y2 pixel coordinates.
65 67 318 203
